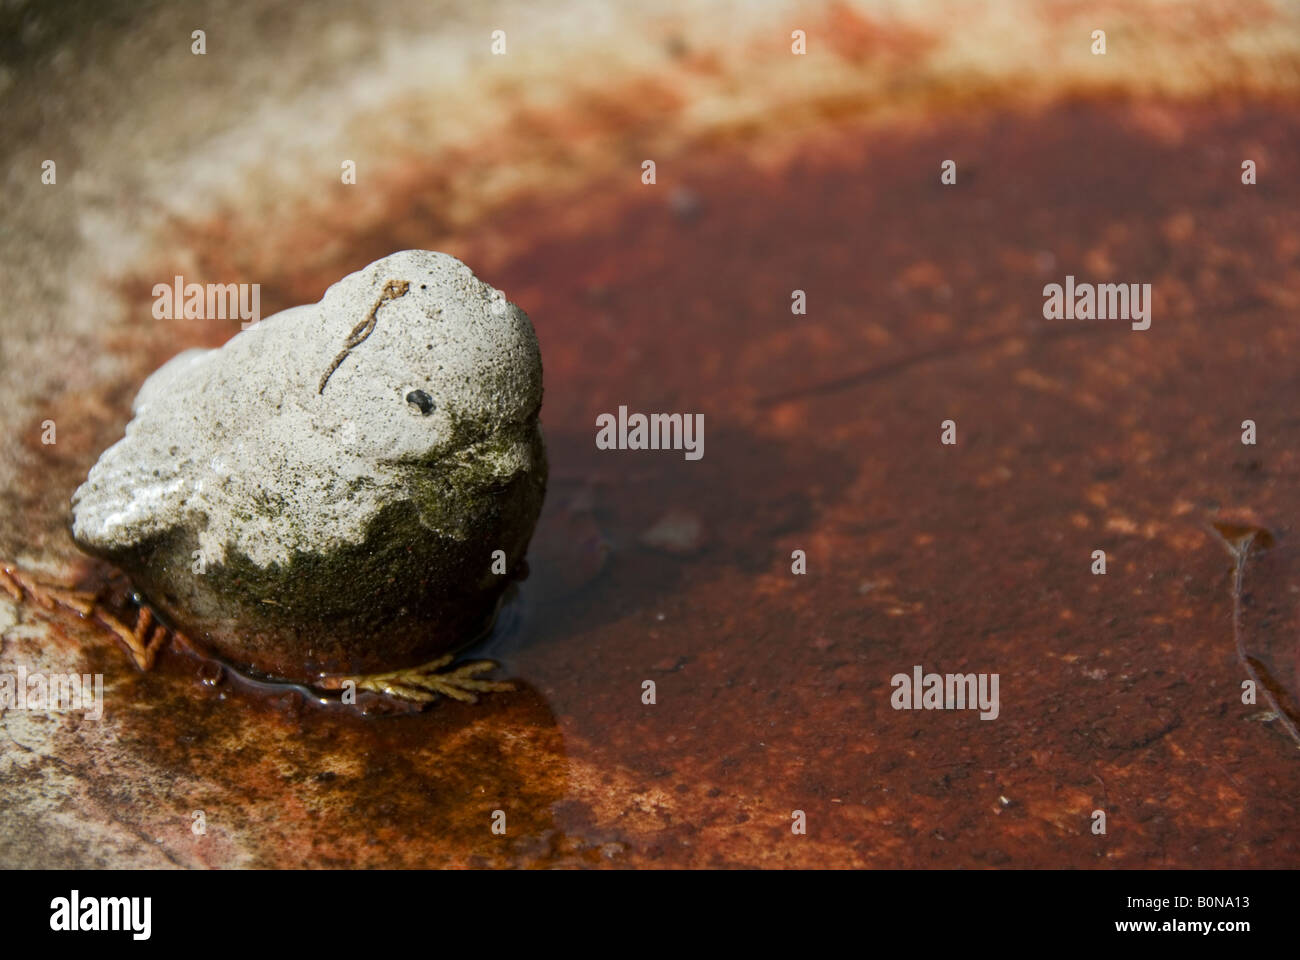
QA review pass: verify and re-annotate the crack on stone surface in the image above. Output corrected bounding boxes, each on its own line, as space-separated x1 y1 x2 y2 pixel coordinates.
318 278 411 394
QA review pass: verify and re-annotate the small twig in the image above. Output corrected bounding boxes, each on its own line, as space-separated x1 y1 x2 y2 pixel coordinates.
3 563 97 617
317 653 514 704
318 279 410 394
2 560 169 671
1219 527 1300 748
96 609 147 666
1 561 512 696
1092 772 1108 805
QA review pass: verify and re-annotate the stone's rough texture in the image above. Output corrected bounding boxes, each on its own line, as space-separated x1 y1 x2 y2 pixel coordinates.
70 250 547 680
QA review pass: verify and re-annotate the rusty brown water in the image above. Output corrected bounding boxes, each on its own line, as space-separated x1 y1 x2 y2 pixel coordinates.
6 92 1299 867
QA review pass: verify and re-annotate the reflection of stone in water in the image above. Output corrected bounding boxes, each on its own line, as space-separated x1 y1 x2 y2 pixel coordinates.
525 481 611 602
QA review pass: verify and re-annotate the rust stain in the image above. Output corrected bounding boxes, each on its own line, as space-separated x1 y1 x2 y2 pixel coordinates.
7 26 1300 867
822 0 939 64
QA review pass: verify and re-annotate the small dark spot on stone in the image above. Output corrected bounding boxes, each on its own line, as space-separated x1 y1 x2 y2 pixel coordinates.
405 389 435 415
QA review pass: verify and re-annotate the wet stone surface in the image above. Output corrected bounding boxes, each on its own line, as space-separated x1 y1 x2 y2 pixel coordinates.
69 251 546 681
